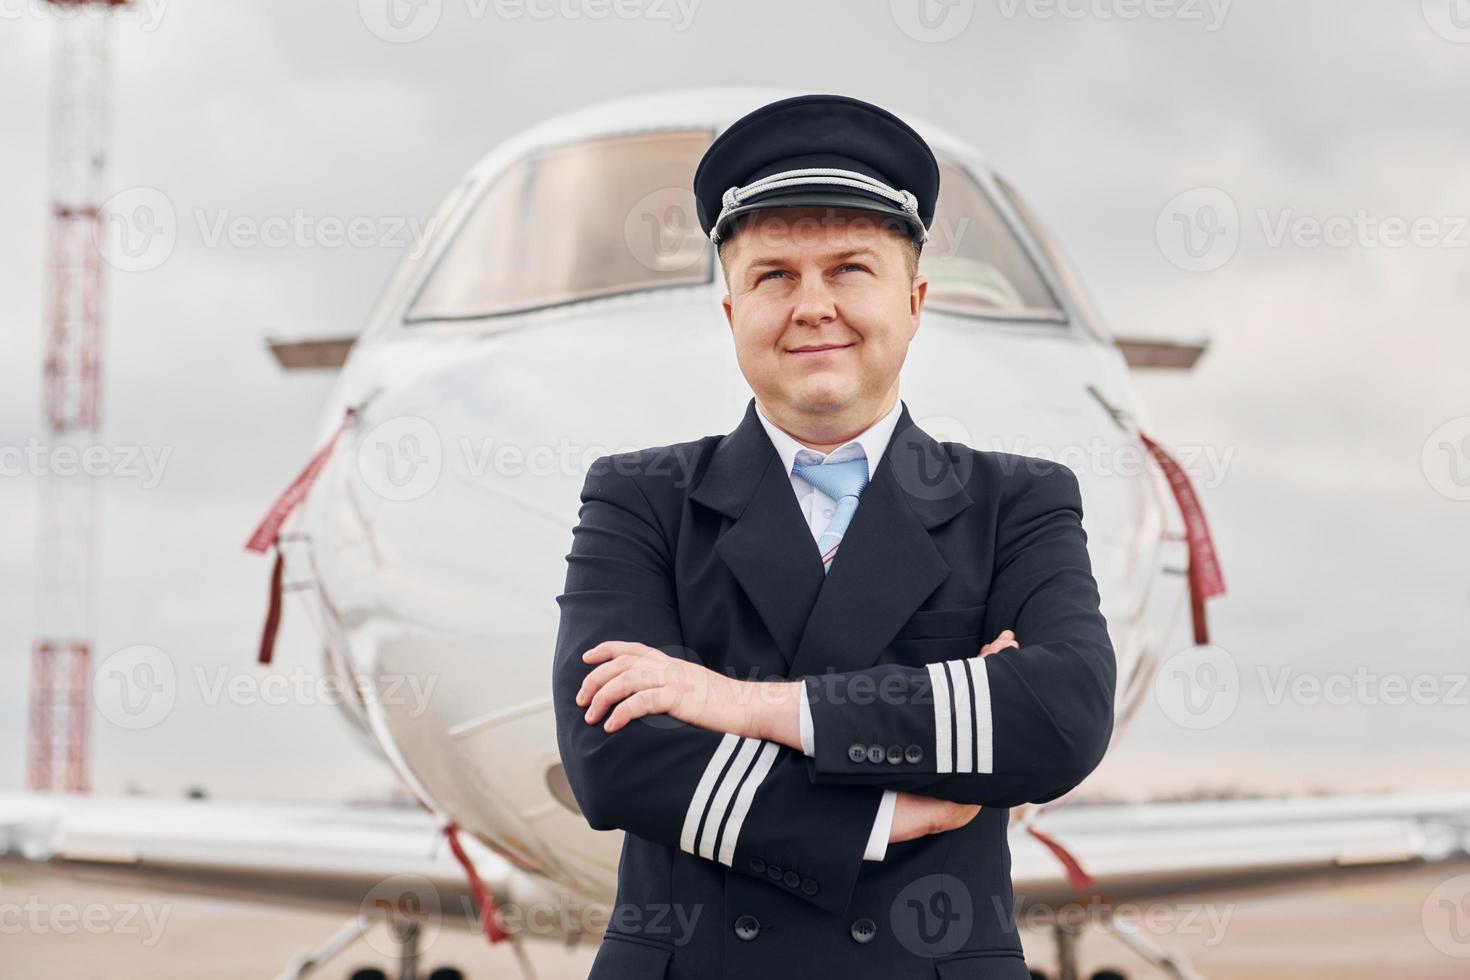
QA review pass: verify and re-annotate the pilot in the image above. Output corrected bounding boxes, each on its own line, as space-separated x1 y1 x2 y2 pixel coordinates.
552 93 1116 979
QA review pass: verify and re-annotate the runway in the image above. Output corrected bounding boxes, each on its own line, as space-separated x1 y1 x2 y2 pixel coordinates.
3 863 1461 978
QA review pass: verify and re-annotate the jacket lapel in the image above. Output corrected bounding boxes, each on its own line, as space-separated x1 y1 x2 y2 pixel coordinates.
690 398 974 678
690 399 826 668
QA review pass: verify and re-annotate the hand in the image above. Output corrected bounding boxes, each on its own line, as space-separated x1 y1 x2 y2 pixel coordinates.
980 629 1017 658
576 641 773 739
888 791 981 844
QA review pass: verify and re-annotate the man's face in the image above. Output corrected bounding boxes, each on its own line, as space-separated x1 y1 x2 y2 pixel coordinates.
720 207 927 427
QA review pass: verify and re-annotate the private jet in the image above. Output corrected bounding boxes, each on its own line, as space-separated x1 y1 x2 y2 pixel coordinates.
5 88 1468 980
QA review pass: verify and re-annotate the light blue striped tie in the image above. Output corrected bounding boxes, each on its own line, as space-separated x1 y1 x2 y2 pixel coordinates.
792 458 870 573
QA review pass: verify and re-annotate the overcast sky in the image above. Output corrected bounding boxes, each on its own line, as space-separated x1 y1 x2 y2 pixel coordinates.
1 0 1467 803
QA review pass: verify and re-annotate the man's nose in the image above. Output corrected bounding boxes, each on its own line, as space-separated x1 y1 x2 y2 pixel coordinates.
791 275 837 326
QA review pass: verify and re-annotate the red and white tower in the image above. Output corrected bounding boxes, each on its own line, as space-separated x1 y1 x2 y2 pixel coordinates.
27 0 130 793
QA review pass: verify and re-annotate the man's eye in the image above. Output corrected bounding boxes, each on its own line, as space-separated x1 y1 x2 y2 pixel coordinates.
757 270 788 282
837 263 868 273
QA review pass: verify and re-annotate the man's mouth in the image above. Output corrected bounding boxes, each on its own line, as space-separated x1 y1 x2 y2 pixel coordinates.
786 343 854 356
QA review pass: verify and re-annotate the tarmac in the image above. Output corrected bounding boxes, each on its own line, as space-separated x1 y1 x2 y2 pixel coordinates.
3 863 1465 978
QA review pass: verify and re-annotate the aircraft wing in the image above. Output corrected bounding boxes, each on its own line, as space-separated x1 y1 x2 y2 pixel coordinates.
0 792 579 935
1009 791 1470 909
5 790 1469 940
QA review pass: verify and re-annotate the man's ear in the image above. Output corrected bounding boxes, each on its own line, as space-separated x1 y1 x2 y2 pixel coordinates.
722 293 734 330
909 274 928 335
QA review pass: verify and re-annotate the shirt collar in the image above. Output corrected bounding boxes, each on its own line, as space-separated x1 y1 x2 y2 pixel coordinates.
755 396 904 480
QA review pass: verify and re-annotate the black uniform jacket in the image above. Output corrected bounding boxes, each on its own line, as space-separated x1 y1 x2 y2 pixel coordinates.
552 397 1116 980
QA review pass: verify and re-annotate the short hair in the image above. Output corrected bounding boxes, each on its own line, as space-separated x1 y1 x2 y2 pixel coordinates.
716 211 923 287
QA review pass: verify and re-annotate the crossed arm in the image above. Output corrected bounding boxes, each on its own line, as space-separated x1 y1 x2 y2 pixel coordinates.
576 632 1019 847
552 455 1115 914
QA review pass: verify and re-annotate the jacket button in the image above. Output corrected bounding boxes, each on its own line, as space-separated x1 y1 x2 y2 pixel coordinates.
850 917 877 944
885 744 904 764
783 869 800 888
865 744 886 764
766 864 783 881
848 743 867 763
800 877 818 895
748 857 766 874
904 744 923 764
734 914 760 942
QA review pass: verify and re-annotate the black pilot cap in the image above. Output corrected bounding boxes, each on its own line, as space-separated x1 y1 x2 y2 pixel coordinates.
693 93 941 247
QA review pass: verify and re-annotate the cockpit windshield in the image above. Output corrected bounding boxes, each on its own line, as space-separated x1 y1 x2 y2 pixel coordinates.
406 130 715 321
919 161 1064 320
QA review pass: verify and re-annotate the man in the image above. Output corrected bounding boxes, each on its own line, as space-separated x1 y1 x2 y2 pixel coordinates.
552 94 1115 979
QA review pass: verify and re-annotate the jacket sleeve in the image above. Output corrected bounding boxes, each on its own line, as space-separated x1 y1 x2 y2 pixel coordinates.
552 455 886 915
801 460 1116 808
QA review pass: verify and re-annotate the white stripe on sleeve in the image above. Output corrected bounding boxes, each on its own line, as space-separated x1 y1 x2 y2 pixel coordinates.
968 656 993 773
927 661 953 773
698 737 759 860
946 659 973 772
716 740 780 867
679 732 740 855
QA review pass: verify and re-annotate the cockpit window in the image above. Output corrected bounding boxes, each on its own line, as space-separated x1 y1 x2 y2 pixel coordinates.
920 161 1064 321
994 172 1108 338
406 130 714 321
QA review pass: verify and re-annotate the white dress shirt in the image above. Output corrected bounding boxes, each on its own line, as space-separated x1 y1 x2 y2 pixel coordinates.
754 398 902 862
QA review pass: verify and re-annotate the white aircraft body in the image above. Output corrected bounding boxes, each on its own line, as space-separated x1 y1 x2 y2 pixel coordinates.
5 89 1468 980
